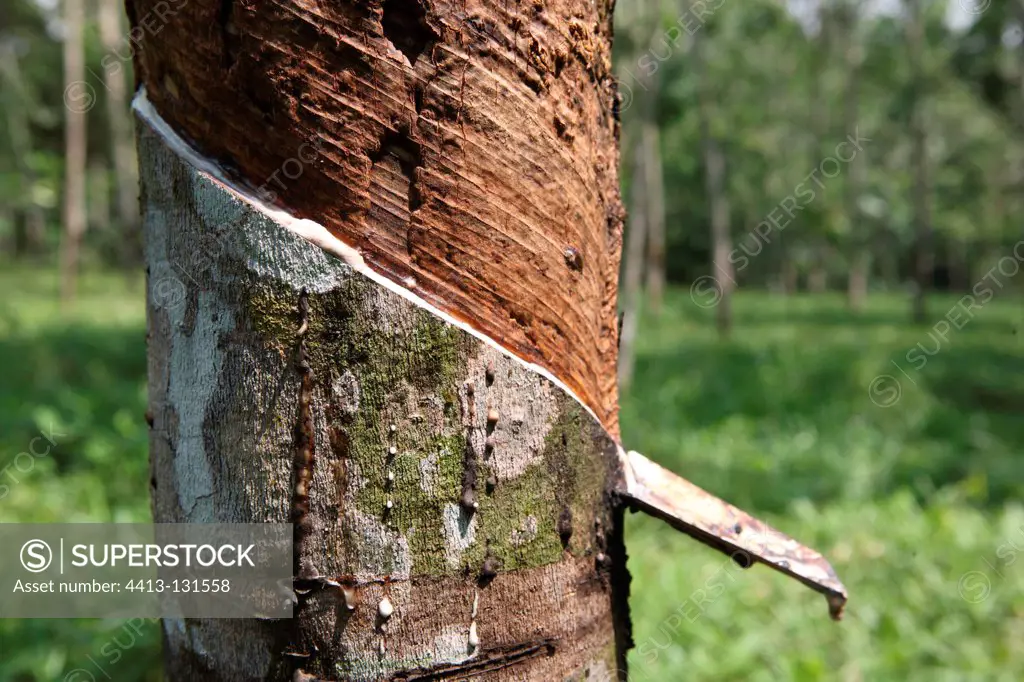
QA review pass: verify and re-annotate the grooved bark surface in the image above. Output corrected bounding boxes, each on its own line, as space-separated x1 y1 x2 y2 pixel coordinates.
128 0 624 436
139 123 630 680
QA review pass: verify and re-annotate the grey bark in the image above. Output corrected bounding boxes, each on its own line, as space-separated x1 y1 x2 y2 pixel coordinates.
138 115 628 681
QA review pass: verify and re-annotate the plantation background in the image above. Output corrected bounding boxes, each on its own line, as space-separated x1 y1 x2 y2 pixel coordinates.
1 270 1022 680
3 0 1024 679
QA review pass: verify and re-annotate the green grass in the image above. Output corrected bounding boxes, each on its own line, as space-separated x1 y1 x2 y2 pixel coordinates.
623 291 1024 681
1 267 1022 680
0 266 159 682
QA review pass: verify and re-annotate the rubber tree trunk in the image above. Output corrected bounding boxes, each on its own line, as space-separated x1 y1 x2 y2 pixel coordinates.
780 257 798 295
764 172 796 295
642 124 665 315
97 0 141 266
846 242 868 309
617 139 648 393
694 24 733 338
907 0 931 324
127 0 623 436
1015 1 1024 230
130 0 628 678
60 0 88 305
806 250 828 293
87 160 111 233
842 6 868 313
806 4 832 297
139 120 627 679
0 46 46 256
617 21 662 392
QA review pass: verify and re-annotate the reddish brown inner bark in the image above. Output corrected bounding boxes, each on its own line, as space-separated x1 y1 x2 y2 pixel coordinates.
128 0 624 436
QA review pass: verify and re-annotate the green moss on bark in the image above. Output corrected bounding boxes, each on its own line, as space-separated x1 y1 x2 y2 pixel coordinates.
244 278 611 578
364 432 465 576
470 394 611 571
246 278 472 574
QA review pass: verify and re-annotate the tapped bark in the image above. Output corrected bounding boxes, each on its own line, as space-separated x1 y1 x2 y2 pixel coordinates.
136 111 846 682
139 121 628 680
127 0 624 435
131 0 629 678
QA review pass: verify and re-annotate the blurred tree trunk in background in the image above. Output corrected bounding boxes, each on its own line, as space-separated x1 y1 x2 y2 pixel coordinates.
807 3 832 296
619 136 649 391
60 0 87 304
767 173 798 295
807 250 827 292
907 0 931 323
618 0 663 390
643 122 665 314
1018 1 1024 130
842 4 868 312
0 43 46 256
949 239 969 290
778 220 798 294
1016 1 1024 232
86 160 110 233
97 0 140 267
695 22 733 338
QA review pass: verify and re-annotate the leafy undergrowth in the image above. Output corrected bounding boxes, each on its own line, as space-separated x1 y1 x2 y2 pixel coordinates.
1 270 1022 680
623 290 1024 681
0 266 158 682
